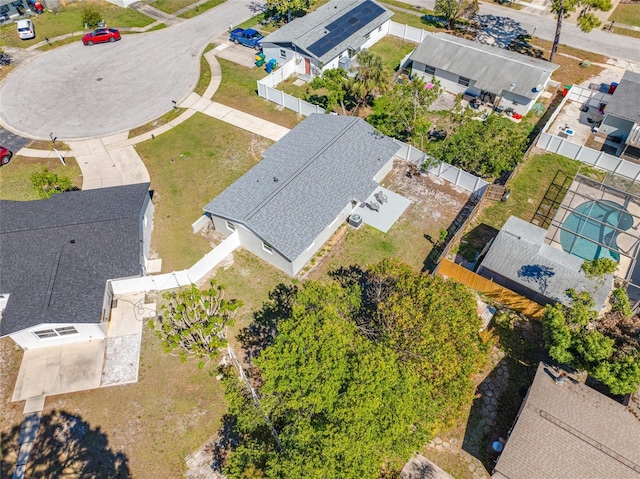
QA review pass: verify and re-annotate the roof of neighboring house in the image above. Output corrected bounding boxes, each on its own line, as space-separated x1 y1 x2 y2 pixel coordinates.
261 0 393 64
410 33 559 100
203 114 400 261
0 183 150 336
492 362 640 479
605 70 640 124
479 216 611 309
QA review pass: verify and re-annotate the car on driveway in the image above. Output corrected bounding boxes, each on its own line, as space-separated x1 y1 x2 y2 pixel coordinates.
0 146 13 166
229 28 263 50
82 28 121 46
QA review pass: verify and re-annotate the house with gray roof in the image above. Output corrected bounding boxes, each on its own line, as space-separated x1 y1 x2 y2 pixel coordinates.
600 70 640 160
477 216 612 309
409 33 559 116
203 114 401 276
492 362 640 479
0 183 153 350
260 0 393 77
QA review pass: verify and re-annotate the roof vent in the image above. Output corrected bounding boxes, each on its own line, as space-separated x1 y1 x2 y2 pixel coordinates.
70 239 76 244
510 83 516 91
273 177 279 182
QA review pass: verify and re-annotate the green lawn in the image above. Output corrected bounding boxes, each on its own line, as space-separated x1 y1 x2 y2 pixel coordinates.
609 3 640 26
178 0 226 18
388 8 439 31
0 156 82 201
214 58 302 129
0 0 153 48
193 43 216 97
611 26 640 39
128 108 187 139
151 0 198 14
135 113 273 272
368 36 416 72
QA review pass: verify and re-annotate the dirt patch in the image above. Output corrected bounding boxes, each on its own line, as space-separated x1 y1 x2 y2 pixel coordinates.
0 338 25 458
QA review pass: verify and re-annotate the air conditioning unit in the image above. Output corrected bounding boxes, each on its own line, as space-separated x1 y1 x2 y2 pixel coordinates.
348 214 362 228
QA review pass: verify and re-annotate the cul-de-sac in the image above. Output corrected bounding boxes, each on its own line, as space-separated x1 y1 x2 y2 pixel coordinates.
1 0 640 477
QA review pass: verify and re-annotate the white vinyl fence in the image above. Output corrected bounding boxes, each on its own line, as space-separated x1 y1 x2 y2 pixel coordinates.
111 231 240 294
388 20 431 43
536 85 640 181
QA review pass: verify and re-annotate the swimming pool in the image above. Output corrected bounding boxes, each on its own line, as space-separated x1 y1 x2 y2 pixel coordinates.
559 199 633 262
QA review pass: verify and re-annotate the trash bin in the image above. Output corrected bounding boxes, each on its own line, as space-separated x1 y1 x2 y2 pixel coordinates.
265 59 277 73
562 85 571 97
609 82 618 94
255 52 265 67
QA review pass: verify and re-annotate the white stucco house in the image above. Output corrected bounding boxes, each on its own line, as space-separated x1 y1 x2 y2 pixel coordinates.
260 0 393 77
0 183 153 350
409 33 559 116
599 70 640 160
203 114 401 276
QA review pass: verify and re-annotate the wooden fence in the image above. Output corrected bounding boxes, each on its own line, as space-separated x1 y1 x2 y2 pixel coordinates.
437 259 547 318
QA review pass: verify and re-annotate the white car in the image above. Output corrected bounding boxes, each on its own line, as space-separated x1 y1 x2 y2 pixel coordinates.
17 19 35 40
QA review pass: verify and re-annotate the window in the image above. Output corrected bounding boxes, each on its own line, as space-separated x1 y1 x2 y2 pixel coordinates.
458 76 470 87
262 242 273 254
143 214 148 227
424 65 436 75
280 49 286 59
378 26 382 32
364 32 371 40
226 221 235 232
34 326 79 339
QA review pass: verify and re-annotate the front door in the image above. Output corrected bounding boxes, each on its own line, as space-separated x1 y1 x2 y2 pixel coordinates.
304 57 311 75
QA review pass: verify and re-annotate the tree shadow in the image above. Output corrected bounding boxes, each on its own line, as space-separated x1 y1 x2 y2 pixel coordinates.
517 264 556 294
458 223 500 265
474 15 529 49
236 283 297 362
1 410 130 478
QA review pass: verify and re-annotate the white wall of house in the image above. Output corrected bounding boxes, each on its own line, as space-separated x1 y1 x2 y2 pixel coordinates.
10 322 106 350
140 193 154 268
500 91 535 116
373 156 396 183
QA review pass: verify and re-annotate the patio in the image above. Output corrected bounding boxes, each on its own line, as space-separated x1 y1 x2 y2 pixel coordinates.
358 186 412 233
11 292 155 413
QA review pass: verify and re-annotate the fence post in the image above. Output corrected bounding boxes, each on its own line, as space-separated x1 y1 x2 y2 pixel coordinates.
298 97 302 114
613 158 623 174
455 167 462 187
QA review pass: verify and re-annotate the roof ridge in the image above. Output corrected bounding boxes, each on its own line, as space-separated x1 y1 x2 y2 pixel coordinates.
0 215 138 235
244 116 361 222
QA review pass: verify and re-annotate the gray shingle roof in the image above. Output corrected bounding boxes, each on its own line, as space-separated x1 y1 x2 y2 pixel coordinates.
261 0 392 64
479 216 611 309
410 33 558 100
0 183 150 336
493 362 640 479
605 70 640 123
203 114 400 261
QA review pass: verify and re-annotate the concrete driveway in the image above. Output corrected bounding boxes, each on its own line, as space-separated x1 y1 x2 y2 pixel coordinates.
0 0 254 140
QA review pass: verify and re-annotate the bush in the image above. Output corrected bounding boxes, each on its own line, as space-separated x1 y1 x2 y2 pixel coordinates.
82 5 103 29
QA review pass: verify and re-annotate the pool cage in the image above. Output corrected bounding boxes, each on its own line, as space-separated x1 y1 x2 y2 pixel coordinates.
545 169 640 301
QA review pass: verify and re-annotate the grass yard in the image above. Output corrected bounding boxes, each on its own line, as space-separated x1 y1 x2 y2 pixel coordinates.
308 163 471 278
128 108 187 139
529 38 607 86
135 113 272 272
214 58 301 129
611 26 640 38
368 36 416 72
178 0 226 18
151 0 199 14
0 0 153 48
194 43 216 97
609 3 640 26
0 156 82 201
457 151 581 261
388 8 440 31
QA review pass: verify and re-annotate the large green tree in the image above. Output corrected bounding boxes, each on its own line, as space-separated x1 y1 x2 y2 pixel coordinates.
265 0 315 23
430 114 530 178
222 260 488 478
30 167 74 199
434 0 479 30
549 0 612 63
542 289 640 395
368 76 440 148
349 50 388 113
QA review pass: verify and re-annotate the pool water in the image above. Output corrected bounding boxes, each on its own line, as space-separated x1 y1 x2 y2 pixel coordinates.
559 199 633 262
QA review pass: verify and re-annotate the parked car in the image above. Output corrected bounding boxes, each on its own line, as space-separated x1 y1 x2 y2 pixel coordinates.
0 146 13 166
82 28 121 46
229 28 263 50
16 19 35 40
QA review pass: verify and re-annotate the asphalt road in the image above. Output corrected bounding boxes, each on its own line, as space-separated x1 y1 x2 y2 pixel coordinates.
0 127 31 154
407 0 640 64
0 0 254 140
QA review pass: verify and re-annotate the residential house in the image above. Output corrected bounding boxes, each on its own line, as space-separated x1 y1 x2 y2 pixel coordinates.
492 362 640 479
0 183 153 350
203 114 401 276
0 0 31 20
477 216 612 309
409 33 559 116
260 0 393 77
599 70 640 160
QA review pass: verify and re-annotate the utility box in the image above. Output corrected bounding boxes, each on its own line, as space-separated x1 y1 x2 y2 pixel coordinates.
339 56 351 71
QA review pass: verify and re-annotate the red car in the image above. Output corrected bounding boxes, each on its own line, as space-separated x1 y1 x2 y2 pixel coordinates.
0 146 13 166
82 28 121 46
